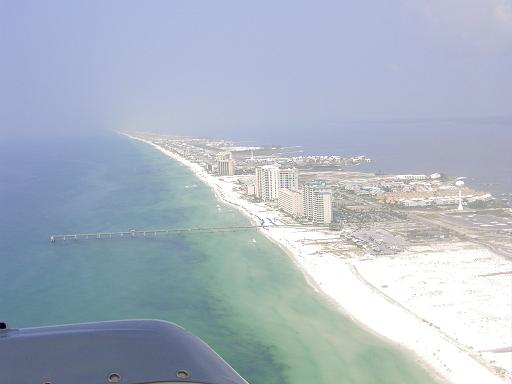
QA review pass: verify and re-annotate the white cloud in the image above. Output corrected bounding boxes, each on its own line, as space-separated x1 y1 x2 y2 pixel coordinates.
402 0 512 52
494 0 512 24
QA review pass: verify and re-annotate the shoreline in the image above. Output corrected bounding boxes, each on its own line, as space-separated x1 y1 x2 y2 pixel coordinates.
122 132 508 384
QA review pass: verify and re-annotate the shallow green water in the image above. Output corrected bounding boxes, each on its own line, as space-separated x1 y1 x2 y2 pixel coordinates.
0 134 443 383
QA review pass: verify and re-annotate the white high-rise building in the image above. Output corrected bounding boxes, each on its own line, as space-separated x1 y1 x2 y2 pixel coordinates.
303 180 332 224
278 168 299 191
278 188 304 218
255 165 279 201
255 166 300 202
217 152 235 176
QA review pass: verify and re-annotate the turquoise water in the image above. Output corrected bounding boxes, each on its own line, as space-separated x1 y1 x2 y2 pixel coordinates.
0 133 443 383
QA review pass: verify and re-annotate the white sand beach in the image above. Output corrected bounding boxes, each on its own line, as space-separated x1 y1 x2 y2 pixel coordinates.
124 133 511 384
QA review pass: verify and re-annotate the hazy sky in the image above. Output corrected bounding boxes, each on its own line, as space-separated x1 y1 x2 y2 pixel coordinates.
1 0 511 138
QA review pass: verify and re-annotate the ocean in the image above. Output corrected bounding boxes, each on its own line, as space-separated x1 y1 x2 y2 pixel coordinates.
0 132 443 383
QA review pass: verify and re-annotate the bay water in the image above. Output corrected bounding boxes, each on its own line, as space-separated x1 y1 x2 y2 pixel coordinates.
231 118 512 197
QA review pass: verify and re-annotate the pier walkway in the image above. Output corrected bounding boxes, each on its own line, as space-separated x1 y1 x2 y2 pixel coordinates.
49 224 304 243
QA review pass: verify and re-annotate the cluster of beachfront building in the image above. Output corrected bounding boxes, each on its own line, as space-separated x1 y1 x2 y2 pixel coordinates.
172 142 495 224
215 152 333 224
213 148 494 222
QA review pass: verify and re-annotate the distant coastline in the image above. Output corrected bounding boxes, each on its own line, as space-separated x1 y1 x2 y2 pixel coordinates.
121 131 510 384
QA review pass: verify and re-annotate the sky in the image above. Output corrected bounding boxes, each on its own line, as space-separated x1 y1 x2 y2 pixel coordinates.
1 0 511 138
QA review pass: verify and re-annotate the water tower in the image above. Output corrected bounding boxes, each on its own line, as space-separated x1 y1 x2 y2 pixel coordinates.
455 179 465 211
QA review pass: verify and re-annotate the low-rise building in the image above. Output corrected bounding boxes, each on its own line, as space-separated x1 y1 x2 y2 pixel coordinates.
246 183 256 196
382 188 493 207
396 174 428 181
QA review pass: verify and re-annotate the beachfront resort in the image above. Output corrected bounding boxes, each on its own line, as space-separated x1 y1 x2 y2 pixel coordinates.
124 131 512 384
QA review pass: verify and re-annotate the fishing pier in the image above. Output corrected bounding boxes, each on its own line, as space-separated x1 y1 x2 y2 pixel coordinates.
48 224 300 243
